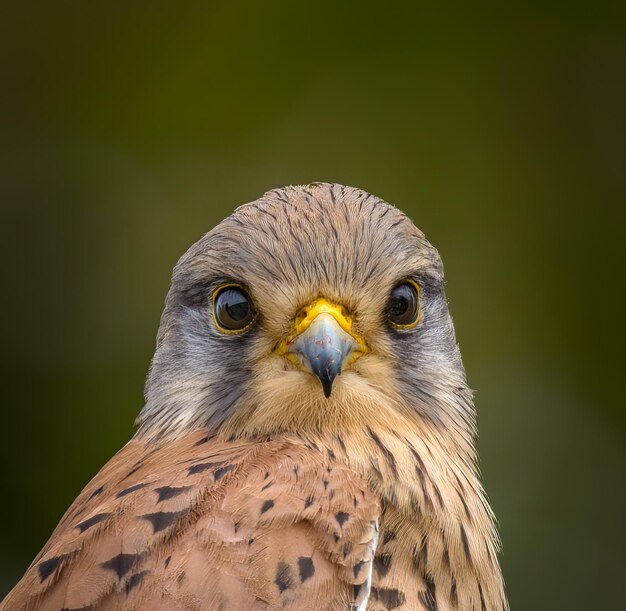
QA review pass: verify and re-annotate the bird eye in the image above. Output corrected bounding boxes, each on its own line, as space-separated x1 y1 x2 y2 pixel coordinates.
387 280 421 328
213 285 256 333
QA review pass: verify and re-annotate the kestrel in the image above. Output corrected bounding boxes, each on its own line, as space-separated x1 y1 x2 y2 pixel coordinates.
2 183 507 610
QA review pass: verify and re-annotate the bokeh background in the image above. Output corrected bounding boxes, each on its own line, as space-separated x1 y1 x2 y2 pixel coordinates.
1 2 625 608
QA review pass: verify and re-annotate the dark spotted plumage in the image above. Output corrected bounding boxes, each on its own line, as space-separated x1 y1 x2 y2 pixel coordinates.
374 553 393 578
3 432 381 609
297 557 315 583
260 499 275 514
275 562 294 593
371 586 406 609
75 512 111 533
37 555 66 582
140 509 188 533
154 485 191 502
101 553 140 579
117 482 149 497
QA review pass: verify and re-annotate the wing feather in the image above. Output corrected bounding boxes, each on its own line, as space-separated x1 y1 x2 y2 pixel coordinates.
2 431 380 611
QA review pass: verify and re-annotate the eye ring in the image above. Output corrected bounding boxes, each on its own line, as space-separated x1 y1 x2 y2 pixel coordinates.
386 279 421 329
212 284 257 334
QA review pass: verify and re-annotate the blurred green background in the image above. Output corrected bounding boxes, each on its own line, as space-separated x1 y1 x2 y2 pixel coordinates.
1 2 625 608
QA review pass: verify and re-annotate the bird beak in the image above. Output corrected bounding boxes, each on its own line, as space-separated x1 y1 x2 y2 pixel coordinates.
274 299 369 398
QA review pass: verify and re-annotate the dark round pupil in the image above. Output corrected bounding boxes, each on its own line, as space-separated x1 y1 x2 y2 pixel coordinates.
388 283 419 325
224 292 249 320
215 288 253 330
389 294 410 317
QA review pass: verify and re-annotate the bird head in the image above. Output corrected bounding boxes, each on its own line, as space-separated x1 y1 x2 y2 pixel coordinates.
139 183 473 443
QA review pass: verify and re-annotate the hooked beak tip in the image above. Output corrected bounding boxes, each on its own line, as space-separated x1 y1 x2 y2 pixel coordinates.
318 370 337 398
322 379 333 398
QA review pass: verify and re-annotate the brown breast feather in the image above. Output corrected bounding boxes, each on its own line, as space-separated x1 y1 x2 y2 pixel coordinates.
1 430 383 611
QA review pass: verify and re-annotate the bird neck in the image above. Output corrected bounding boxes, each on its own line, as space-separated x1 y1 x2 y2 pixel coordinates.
139 375 507 609
303 418 508 611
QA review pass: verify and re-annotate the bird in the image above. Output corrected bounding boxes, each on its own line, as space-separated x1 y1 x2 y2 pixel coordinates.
1 183 507 611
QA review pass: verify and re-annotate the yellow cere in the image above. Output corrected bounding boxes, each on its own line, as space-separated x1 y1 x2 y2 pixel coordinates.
275 298 368 355
293 298 353 335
